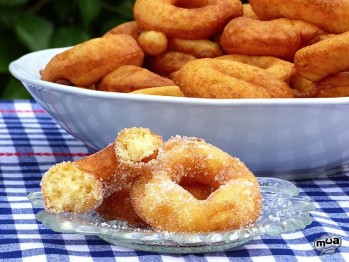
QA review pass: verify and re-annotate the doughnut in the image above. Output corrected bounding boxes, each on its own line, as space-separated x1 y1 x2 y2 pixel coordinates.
103 21 141 40
130 136 262 232
130 85 185 97
294 31 349 82
137 30 168 56
219 17 324 61
215 54 296 84
133 0 243 39
249 0 349 34
144 51 196 77
172 58 294 99
41 127 163 213
96 65 174 93
40 34 144 87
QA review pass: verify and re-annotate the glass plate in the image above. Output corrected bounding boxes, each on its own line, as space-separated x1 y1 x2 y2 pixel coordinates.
28 177 315 253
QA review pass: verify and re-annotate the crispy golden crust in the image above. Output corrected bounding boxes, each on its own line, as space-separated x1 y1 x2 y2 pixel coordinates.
131 136 262 232
249 0 349 34
216 54 296 84
133 0 243 39
220 17 324 61
169 38 223 58
294 31 349 82
144 51 196 76
103 21 141 40
315 72 349 98
96 65 174 93
173 58 294 98
40 34 144 87
130 85 184 97
137 30 168 56
290 75 319 98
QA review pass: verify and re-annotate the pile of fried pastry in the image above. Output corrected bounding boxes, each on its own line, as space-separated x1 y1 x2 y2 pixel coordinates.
41 127 262 233
40 0 349 99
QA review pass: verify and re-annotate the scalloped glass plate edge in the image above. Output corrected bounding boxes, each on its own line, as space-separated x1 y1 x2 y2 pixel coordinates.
28 177 316 253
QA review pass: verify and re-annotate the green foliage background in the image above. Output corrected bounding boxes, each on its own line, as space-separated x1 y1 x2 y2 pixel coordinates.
0 0 135 99
0 0 248 99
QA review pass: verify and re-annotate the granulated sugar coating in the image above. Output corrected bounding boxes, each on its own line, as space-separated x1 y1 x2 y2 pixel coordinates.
130 136 262 233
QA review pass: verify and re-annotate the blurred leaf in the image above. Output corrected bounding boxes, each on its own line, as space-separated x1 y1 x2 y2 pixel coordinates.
15 13 54 51
2 77 32 99
78 0 101 27
53 0 74 23
0 0 28 6
0 34 26 73
0 7 21 29
51 26 90 48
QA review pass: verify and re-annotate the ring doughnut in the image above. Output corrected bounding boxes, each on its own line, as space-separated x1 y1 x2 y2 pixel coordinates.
130 136 262 232
173 58 294 98
294 31 349 82
40 34 144 87
219 17 324 61
133 0 243 39
249 0 349 34
41 127 163 213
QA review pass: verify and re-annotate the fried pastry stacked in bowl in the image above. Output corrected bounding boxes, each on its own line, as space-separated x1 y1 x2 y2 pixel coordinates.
37 0 349 99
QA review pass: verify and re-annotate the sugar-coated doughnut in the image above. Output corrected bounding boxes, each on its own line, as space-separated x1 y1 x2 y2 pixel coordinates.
130 136 262 232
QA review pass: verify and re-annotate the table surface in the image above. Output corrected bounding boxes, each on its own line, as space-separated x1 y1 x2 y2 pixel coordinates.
1 100 348 262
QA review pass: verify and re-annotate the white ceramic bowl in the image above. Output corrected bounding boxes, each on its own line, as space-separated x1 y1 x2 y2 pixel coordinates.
9 48 349 179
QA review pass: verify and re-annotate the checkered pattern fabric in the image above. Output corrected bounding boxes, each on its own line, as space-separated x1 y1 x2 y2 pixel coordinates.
1 100 348 261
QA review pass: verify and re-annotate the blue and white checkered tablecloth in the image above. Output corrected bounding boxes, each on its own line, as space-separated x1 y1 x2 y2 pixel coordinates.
0 100 348 261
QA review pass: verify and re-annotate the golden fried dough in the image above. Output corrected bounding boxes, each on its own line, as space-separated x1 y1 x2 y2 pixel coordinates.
294 31 349 82
216 54 296 84
103 21 140 40
133 0 243 39
130 85 184 97
40 34 144 87
220 17 324 61
137 30 168 56
173 58 294 99
144 51 196 76
169 38 223 58
97 65 174 93
249 0 349 34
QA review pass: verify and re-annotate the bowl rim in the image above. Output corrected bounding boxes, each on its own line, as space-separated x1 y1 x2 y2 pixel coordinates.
9 47 349 106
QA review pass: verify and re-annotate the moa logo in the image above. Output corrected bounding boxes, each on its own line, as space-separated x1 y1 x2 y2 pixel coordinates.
313 235 342 255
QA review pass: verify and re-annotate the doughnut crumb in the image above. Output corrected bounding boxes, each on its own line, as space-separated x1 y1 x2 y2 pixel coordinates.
116 127 163 163
41 162 103 213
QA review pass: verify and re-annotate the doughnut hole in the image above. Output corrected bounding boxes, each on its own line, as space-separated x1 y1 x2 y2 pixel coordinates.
137 30 168 56
41 162 103 213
